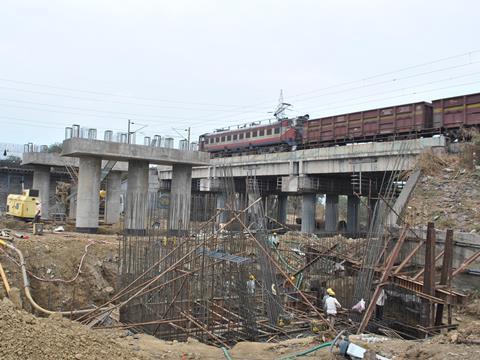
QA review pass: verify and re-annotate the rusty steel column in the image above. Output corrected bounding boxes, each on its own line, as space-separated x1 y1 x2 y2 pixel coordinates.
435 229 454 326
421 222 436 327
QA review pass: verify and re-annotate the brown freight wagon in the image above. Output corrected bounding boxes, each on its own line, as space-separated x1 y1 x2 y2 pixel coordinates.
303 102 433 145
432 92 480 129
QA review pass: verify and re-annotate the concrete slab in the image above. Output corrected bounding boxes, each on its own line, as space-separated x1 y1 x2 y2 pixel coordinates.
22 152 128 172
62 138 210 166
158 136 446 179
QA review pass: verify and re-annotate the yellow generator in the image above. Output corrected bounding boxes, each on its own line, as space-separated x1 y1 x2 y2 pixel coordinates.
6 189 41 219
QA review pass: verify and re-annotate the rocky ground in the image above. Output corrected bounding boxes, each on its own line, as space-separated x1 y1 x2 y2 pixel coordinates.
405 146 480 232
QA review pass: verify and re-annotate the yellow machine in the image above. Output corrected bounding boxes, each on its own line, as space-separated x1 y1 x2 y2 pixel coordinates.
6 189 40 219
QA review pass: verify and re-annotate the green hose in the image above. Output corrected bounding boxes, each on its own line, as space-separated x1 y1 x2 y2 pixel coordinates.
222 341 332 360
274 247 298 272
278 341 333 360
221 346 233 360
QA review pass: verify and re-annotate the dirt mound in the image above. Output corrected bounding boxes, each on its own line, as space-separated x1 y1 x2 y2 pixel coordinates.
0 297 144 360
0 231 119 312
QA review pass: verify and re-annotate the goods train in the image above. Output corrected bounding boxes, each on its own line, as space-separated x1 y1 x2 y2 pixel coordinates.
199 91 480 155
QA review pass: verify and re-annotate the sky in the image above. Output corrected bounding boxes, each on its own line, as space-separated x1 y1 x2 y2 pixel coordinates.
1 0 480 151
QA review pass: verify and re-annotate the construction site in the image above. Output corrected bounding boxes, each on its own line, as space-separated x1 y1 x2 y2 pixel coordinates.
2 2 480 359
1 131 480 360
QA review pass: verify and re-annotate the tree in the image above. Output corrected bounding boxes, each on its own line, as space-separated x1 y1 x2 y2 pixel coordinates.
47 142 63 153
0 154 21 166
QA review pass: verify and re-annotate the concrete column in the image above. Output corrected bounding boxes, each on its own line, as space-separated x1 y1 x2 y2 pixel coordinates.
347 195 360 234
216 192 227 224
169 164 192 233
32 165 51 219
301 193 316 233
76 157 101 232
277 194 288 224
68 184 77 219
105 171 122 224
126 161 149 231
262 195 268 217
325 194 339 232
369 197 378 229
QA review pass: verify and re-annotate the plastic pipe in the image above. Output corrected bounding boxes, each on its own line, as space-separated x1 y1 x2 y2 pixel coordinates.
0 261 11 295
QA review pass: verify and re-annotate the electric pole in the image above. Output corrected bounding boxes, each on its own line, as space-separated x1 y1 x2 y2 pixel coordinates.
127 119 132 144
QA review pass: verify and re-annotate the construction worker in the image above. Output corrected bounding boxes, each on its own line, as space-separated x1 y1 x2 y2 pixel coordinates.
375 288 387 320
34 202 42 223
324 288 341 327
247 274 255 295
268 232 279 248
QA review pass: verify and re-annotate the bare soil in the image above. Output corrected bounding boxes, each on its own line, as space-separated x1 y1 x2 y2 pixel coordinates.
1 222 480 359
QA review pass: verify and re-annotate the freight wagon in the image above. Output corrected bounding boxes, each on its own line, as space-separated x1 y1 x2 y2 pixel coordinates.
432 92 480 134
198 91 480 156
302 102 433 146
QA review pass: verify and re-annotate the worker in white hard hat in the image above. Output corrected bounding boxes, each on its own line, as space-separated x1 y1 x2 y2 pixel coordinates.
324 288 341 327
268 231 279 248
246 274 256 295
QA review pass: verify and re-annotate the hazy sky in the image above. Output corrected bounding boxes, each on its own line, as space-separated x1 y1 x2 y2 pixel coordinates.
1 0 479 149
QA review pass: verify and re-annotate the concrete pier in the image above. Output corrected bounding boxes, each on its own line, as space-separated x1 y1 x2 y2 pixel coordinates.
170 164 192 233
301 194 316 233
68 184 77 219
126 161 149 231
325 194 339 232
216 193 227 224
105 171 122 224
76 158 101 232
277 195 288 224
32 165 51 219
347 195 360 233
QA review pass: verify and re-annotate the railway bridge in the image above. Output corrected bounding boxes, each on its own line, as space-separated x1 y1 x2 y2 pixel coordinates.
156 136 446 233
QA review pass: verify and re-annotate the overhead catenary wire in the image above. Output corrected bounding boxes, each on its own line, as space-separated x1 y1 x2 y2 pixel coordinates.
2 49 480 137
